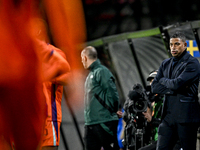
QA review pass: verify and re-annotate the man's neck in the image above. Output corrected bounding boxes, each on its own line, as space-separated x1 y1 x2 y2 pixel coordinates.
87 59 97 69
173 49 187 60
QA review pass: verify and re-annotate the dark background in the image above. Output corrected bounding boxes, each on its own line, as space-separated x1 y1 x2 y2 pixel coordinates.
82 0 200 41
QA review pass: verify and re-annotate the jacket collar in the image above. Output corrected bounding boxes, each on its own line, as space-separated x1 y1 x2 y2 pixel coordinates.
169 49 190 78
172 49 188 61
88 59 101 71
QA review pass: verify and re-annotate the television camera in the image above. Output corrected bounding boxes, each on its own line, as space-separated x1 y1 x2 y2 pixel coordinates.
123 83 162 150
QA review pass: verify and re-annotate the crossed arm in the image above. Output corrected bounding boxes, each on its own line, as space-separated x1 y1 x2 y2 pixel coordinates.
152 60 200 94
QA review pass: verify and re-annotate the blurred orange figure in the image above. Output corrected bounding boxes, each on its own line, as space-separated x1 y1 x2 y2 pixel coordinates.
30 15 71 150
0 0 87 149
0 0 46 150
42 0 87 109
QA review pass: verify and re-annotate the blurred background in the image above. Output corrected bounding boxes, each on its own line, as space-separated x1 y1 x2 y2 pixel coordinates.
82 0 200 40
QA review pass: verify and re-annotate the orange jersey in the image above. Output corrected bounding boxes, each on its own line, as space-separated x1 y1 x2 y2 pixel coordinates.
43 81 63 122
42 46 67 122
42 120 61 146
42 80 63 147
41 45 69 147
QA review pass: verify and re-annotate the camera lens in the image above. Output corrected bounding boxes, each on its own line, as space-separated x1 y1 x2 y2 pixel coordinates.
134 99 147 112
135 101 144 110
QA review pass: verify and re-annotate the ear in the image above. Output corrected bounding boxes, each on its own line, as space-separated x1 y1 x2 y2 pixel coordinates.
84 55 87 62
184 41 187 47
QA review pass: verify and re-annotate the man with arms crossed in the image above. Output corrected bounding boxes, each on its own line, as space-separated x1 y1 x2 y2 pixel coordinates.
151 31 200 150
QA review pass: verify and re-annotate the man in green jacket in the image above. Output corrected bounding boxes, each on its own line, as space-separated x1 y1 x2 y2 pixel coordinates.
81 46 120 150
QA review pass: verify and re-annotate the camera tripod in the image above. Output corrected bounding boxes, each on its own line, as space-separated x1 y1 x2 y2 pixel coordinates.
134 128 145 150
124 115 151 150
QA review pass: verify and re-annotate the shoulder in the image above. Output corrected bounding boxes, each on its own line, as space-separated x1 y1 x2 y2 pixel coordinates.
94 65 113 77
188 56 200 70
48 44 66 59
161 57 171 66
188 54 199 63
55 49 66 58
98 65 111 73
181 53 200 68
163 57 171 63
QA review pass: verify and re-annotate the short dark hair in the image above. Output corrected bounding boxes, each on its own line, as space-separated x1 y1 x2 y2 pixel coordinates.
83 46 98 60
170 31 186 42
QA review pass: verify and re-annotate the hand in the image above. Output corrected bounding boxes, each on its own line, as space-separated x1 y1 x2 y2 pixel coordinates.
142 107 152 122
117 110 123 118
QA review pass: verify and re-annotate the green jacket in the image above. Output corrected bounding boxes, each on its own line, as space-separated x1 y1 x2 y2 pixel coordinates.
84 59 119 126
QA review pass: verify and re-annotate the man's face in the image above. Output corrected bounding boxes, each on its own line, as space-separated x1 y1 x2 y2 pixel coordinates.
81 51 88 69
170 38 187 58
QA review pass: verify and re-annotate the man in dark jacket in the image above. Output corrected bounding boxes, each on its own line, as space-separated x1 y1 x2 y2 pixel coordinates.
151 31 200 150
81 46 120 150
